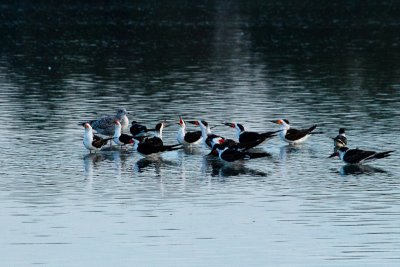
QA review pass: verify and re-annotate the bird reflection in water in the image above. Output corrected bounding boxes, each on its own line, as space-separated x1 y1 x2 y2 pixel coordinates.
202 155 267 178
279 144 302 161
339 164 387 176
83 153 104 180
182 146 203 155
83 150 130 180
134 156 179 174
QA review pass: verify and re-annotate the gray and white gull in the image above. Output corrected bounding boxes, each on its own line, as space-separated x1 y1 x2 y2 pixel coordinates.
81 108 129 136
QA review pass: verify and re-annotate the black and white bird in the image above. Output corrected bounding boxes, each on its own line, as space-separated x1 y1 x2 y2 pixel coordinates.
143 121 168 147
81 108 129 136
223 122 279 149
271 119 318 144
210 143 270 163
132 138 182 156
130 121 156 137
329 147 394 164
333 128 347 149
113 120 134 148
83 123 112 153
187 120 225 149
177 117 203 146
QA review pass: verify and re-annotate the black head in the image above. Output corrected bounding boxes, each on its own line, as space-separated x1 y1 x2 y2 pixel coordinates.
339 128 346 134
237 123 245 132
201 120 209 127
283 119 290 124
156 120 169 130
155 122 163 131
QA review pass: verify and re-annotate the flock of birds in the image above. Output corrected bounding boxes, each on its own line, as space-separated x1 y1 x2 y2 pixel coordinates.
81 109 394 165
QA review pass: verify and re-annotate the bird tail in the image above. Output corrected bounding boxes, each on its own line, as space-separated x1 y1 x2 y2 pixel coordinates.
161 144 183 152
374 150 394 159
101 137 113 145
245 152 271 160
238 139 267 151
261 129 281 139
307 125 324 135
307 125 317 133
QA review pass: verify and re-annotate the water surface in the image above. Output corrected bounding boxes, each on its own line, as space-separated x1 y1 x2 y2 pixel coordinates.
0 1 400 266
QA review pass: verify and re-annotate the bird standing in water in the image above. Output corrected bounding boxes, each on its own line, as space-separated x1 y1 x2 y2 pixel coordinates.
81 108 129 136
83 123 112 153
177 117 203 146
271 119 318 144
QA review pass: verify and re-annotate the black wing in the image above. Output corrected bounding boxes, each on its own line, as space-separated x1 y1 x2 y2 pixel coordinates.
144 136 163 147
184 131 202 143
92 135 108 148
119 134 133 145
159 144 183 152
239 132 261 143
285 128 309 141
285 125 317 141
239 131 277 150
130 124 148 136
343 149 376 164
137 143 160 155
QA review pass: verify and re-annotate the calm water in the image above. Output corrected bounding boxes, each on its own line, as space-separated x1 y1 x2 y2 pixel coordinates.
1 1 400 266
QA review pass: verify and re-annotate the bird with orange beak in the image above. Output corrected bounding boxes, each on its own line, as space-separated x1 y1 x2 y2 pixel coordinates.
271 119 318 144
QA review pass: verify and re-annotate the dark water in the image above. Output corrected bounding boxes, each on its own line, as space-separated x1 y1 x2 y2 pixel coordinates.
1 1 400 266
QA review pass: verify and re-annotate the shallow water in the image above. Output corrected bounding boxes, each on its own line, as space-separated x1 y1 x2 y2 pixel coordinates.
1 1 400 266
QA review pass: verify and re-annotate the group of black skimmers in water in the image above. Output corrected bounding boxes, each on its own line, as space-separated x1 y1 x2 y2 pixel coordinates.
81 109 394 165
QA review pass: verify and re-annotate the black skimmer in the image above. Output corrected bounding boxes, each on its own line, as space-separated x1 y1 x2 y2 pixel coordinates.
130 121 156 137
177 117 203 146
218 136 266 152
83 123 112 153
210 143 270 163
329 147 394 164
132 138 182 156
271 119 318 144
187 120 224 149
142 121 168 147
333 128 347 149
223 122 280 149
81 109 129 136
113 120 134 148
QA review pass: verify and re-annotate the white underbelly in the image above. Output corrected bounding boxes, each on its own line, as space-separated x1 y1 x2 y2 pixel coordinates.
283 134 310 144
